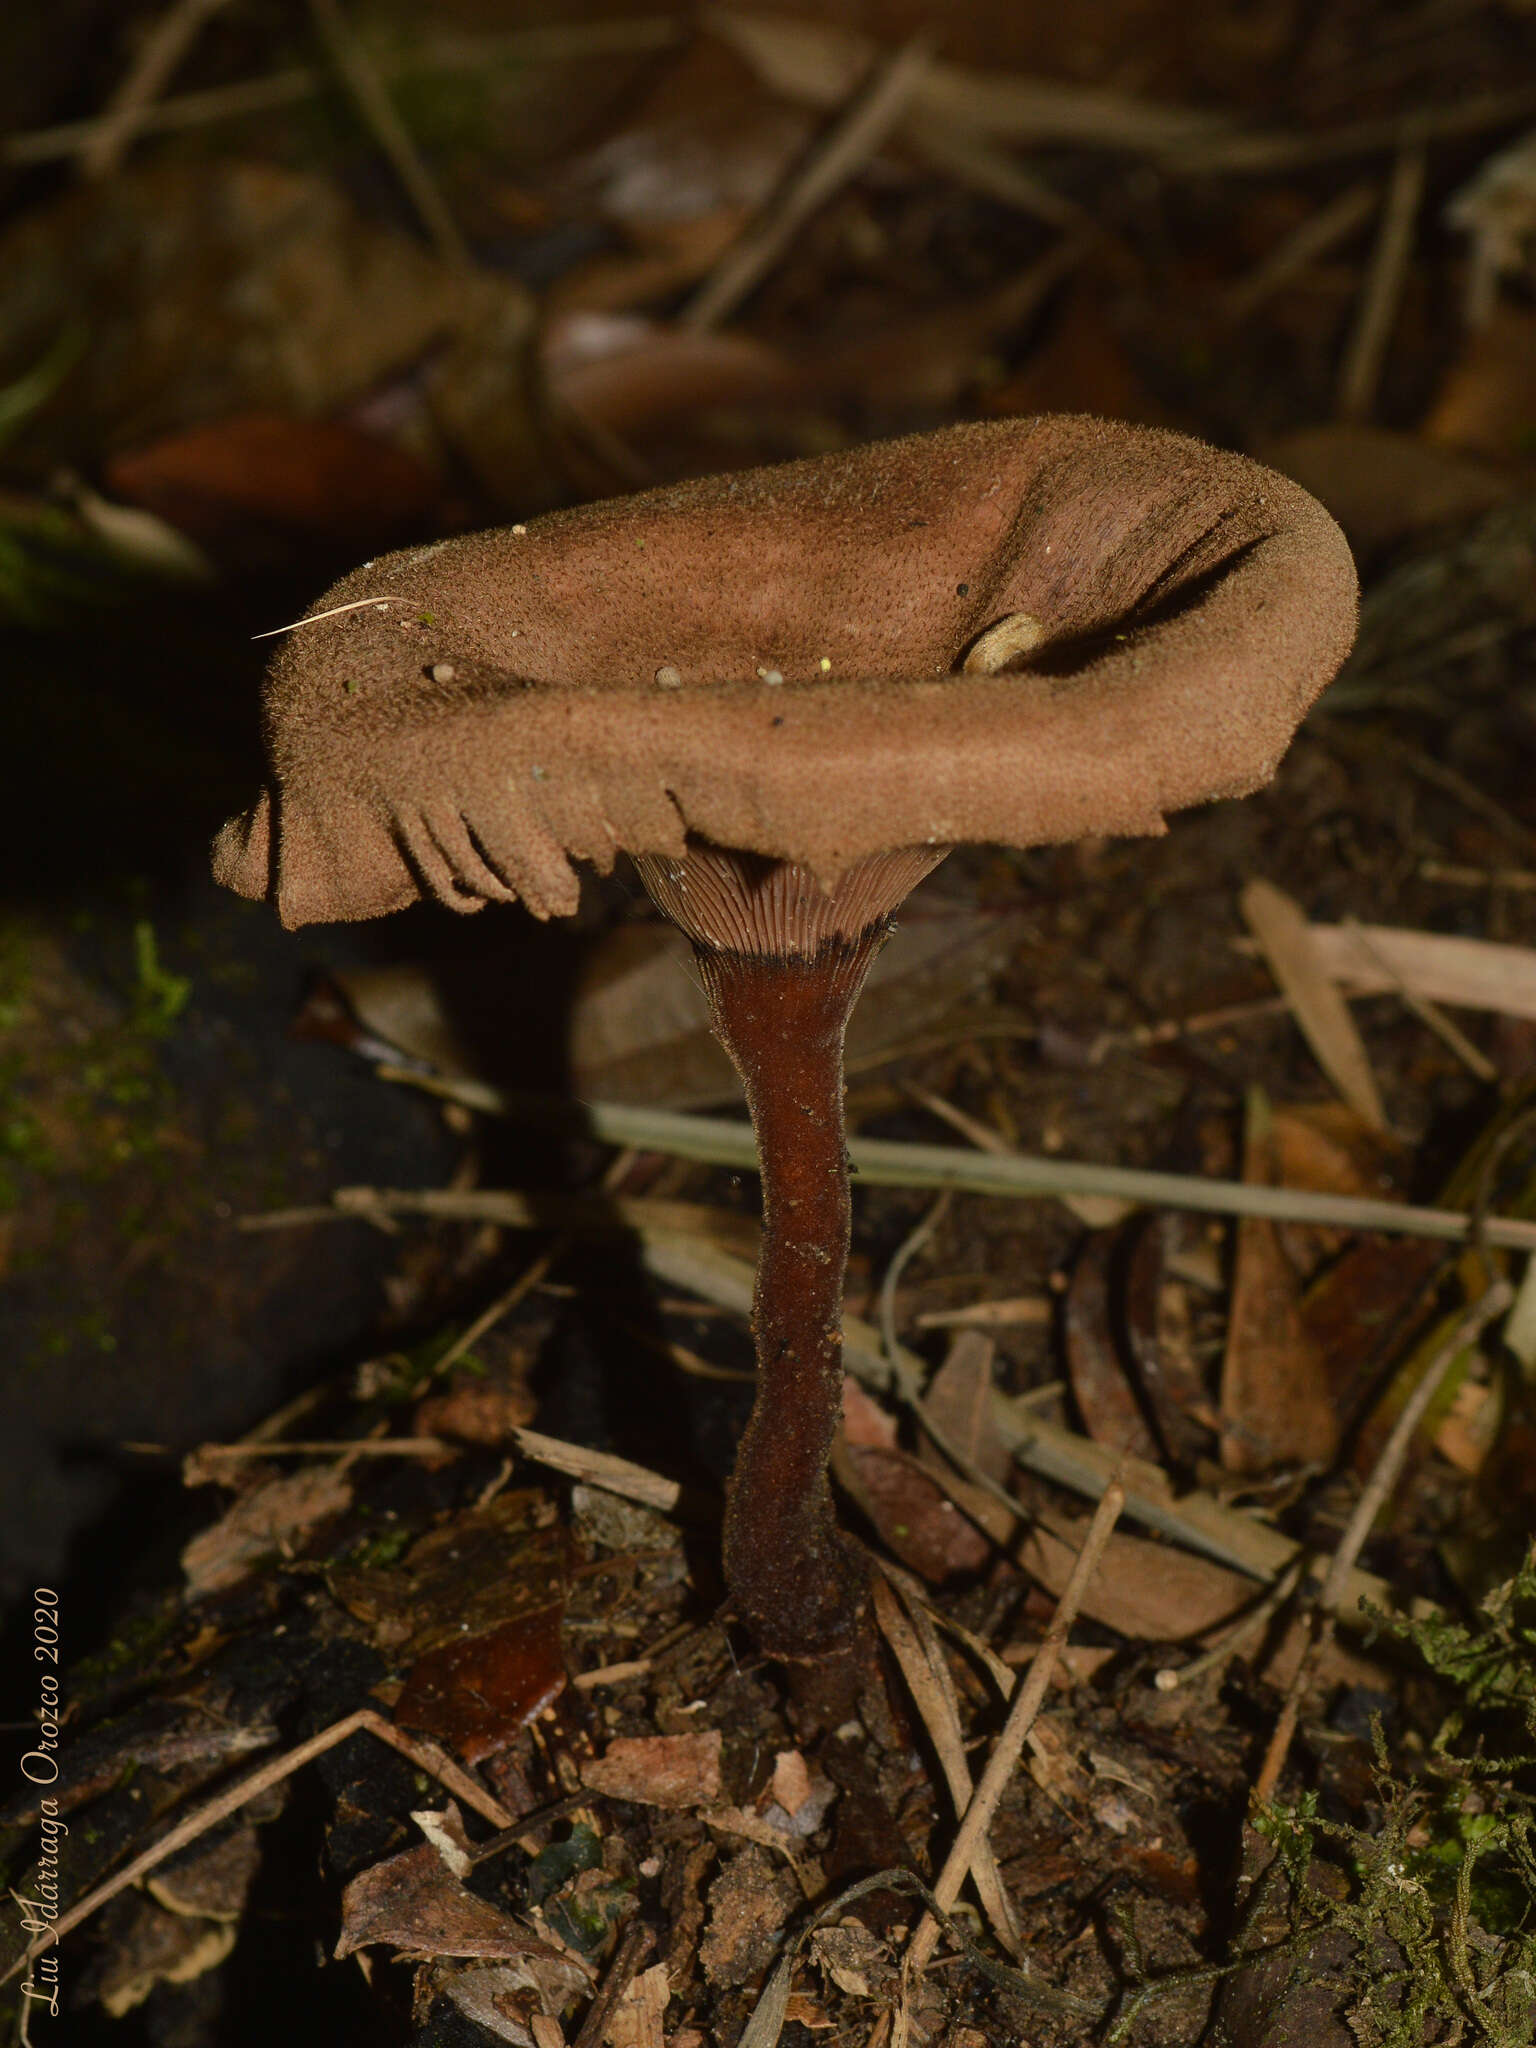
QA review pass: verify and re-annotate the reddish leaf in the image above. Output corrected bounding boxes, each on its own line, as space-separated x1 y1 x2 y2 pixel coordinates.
395 1606 566 1765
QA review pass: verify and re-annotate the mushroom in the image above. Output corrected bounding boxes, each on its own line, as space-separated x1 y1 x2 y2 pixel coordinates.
213 415 1357 1670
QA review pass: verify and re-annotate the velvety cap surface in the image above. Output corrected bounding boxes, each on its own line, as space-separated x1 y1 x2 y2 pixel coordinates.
212 415 1358 927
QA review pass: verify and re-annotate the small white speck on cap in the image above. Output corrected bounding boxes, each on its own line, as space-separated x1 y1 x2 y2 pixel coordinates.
819 656 832 672
655 664 683 688
430 662 456 683
756 666 784 685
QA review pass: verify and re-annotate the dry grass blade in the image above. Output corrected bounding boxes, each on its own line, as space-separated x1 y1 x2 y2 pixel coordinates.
901 1481 1125 1985
0 1709 514 1993
871 1575 1021 1953
1251 1278 1513 1807
1336 145 1427 423
681 32 935 330
358 1068 1536 1249
1241 878 1387 1130
1307 922 1536 1024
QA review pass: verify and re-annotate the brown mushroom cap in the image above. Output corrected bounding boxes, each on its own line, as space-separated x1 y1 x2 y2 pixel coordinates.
212 415 1357 929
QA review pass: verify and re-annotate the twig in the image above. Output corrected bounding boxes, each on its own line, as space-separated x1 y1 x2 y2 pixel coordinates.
188 1437 453 1461
0 1709 512 1992
1153 1557 1307 1691
1341 915 1499 1086
1221 181 1379 325
901 1481 1125 1982
429 1245 562 1384
1251 1279 1513 1807
1421 861 1536 893
6 20 686 166
1336 145 1426 422
900 118 1091 229
79 0 232 179
573 1921 653 2048
681 33 936 330
1096 993 1293 1055
307 0 471 268
1172 81 1536 174
512 1428 686 1515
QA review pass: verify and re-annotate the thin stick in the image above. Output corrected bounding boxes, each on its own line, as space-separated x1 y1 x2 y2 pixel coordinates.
1174 82 1536 175
80 0 232 179
681 33 935 330
5 19 687 166
428 1245 560 1384
902 1480 1125 1979
1421 861 1536 893
1221 181 1379 325
1251 1279 1512 1807
189 1437 453 1461
0 1708 512 1991
572 1922 653 2048
1337 145 1427 422
307 0 471 268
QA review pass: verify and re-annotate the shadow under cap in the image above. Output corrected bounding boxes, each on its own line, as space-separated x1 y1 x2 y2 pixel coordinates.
211 414 1359 930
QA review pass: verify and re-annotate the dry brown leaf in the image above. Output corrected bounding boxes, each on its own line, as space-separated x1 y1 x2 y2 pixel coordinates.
582 1731 723 1809
105 413 443 556
180 1465 353 1598
1220 1092 1342 1475
916 1331 1011 1484
605 1960 671 2048
838 1444 993 1581
1017 1518 1255 1640
1241 879 1386 1130
1260 424 1514 556
336 1840 562 1961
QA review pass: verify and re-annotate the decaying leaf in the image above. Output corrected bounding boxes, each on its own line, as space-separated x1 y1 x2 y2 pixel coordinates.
606 1960 672 2048
699 1845 800 1990
1221 1091 1342 1475
582 1731 723 1809
181 1464 353 1598
396 1606 567 1765
1017 1516 1255 1642
146 1826 261 1921
97 1898 237 2019
336 1839 568 1962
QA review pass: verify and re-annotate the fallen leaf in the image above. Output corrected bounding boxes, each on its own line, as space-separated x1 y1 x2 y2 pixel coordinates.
582 1731 723 1809
1018 1517 1255 1640
106 413 443 559
1241 879 1386 1130
1220 1090 1341 1475
837 1442 993 1582
395 1606 567 1765
181 1465 353 1599
1260 424 1514 557
606 1960 671 2048
337 1840 565 1960
916 1331 1012 1485
1064 1227 1162 1461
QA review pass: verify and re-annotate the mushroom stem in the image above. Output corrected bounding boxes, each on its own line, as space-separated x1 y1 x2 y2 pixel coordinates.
695 932 885 1657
